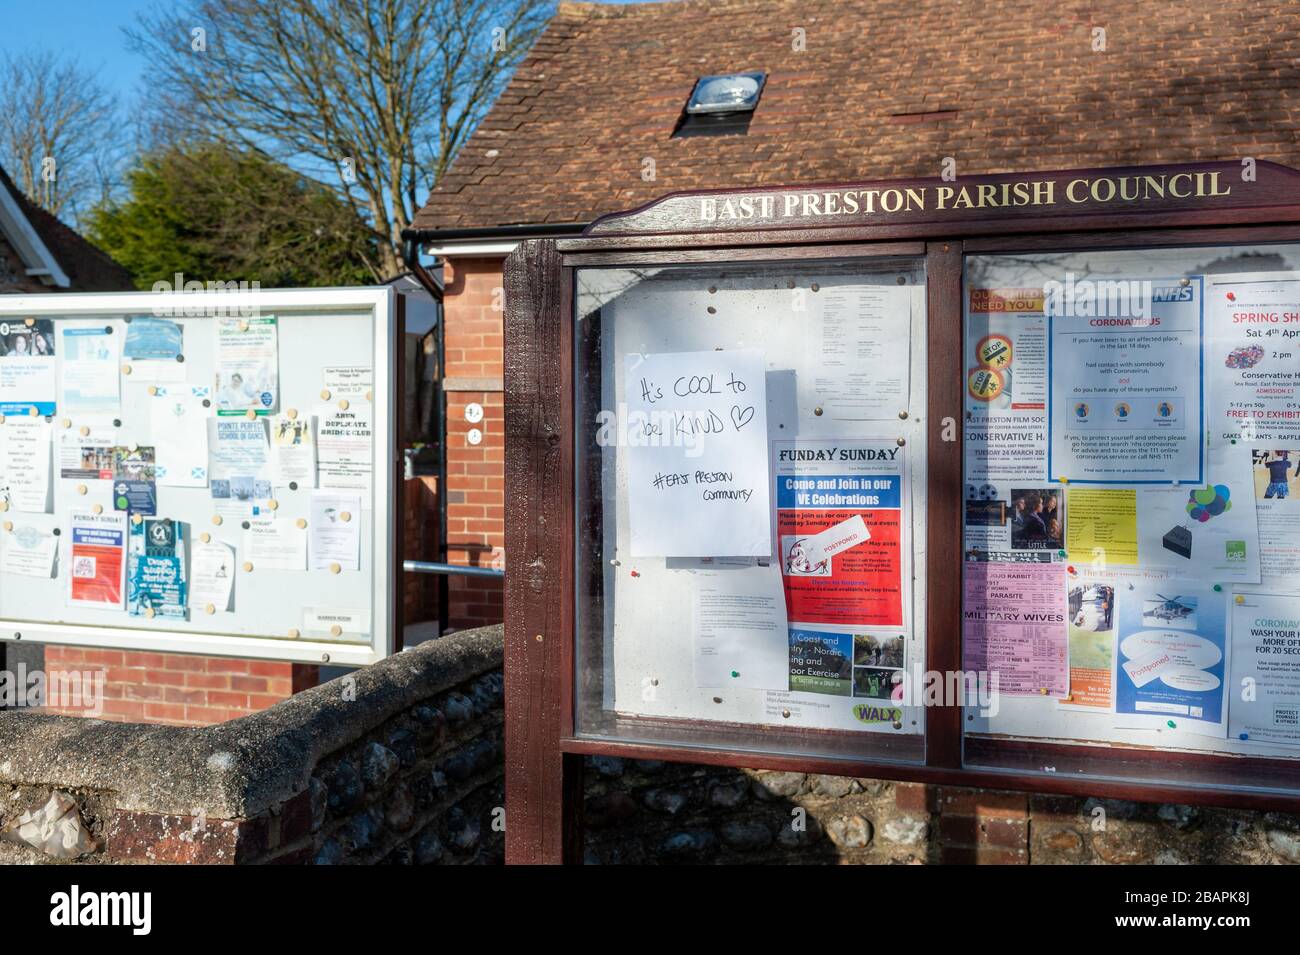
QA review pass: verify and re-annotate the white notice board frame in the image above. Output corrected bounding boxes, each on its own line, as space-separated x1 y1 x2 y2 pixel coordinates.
0 287 396 666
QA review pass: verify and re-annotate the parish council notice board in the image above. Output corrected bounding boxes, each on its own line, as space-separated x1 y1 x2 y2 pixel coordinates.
580 262 929 737
963 246 1300 760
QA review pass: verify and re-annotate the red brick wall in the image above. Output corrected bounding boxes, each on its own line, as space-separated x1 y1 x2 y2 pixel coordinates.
404 475 441 623
441 257 506 627
41 646 317 726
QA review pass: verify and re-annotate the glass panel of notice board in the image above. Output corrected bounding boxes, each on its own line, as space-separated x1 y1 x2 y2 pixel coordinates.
573 258 927 761
961 242 1300 791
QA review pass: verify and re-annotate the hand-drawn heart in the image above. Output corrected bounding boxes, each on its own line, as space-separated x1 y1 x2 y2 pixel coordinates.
731 405 755 430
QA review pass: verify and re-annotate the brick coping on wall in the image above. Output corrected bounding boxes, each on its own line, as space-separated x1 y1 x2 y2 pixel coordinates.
0 626 502 844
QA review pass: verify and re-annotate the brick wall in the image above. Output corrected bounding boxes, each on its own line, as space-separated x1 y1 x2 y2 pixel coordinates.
0 625 504 864
440 257 506 628
403 475 440 624
10 632 1300 863
41 646 317 726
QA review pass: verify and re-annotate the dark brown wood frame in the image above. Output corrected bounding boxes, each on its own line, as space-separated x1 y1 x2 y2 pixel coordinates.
503 161 1300 863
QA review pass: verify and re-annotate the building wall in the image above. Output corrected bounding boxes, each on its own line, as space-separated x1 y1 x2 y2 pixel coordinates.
582 758 1300 864
40 646 316 726
7 628 1297 865
440 257 507 628
404 475 441 624
0 626 505 865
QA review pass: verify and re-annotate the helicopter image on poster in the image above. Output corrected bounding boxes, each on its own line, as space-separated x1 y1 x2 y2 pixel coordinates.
1141 593 1198 628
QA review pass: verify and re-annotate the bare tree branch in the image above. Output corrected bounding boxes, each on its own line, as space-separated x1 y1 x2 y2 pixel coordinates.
0 51 122 224
127 0 552 278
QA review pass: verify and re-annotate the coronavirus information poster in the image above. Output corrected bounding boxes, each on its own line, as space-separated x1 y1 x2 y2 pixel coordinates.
1048 278 1203 484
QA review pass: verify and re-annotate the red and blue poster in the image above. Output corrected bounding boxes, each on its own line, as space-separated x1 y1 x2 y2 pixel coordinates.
67 511 127 609
773 439 906 628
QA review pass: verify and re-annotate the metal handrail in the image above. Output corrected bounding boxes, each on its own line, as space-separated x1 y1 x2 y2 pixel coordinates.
403 560 503 579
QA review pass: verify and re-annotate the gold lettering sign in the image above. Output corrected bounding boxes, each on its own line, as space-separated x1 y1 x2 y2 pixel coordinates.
698 172 1232 223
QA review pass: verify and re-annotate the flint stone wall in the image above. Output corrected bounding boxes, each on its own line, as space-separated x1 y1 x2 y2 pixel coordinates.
0 625 504 864
5 621 1298 864
582 759 1300 864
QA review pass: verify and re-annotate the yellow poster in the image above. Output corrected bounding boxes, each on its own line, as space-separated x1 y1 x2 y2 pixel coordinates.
1065 488 1139 566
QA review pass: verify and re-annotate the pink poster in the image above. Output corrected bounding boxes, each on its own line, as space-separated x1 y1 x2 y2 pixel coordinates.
962 562 1069 697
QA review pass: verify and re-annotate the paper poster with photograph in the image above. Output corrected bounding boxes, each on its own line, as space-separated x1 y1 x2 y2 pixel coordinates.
59 325 120 414
774 439 908 629
1254 447 1300 587
963 481 1065 559
124 317 182 360
58 433 115 481
209 418 272 516
0 319 57 415
270 413 316 487
852 633 906 703
1205 273 1300 445
214 316 278 415
1060 575 1117 709
125 317 186 382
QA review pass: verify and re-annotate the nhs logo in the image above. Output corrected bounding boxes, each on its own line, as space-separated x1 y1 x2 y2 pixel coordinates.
1152 285 1195 302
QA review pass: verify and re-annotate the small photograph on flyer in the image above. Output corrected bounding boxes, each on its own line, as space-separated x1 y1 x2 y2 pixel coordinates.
852 666 903 702
963 482 1065 556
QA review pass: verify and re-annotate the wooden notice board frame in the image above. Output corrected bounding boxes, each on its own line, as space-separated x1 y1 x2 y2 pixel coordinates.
504 161 1300 863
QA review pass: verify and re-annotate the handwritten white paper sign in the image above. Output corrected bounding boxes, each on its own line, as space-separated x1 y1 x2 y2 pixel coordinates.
624 349 771 557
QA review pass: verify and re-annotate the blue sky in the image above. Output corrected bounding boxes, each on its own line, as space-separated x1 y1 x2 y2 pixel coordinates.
0 0 157 103
0 0 664 107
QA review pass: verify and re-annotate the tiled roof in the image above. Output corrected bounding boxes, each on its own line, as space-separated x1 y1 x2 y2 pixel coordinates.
412 0 1300 234
0 164 134 292
21 202 135 292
